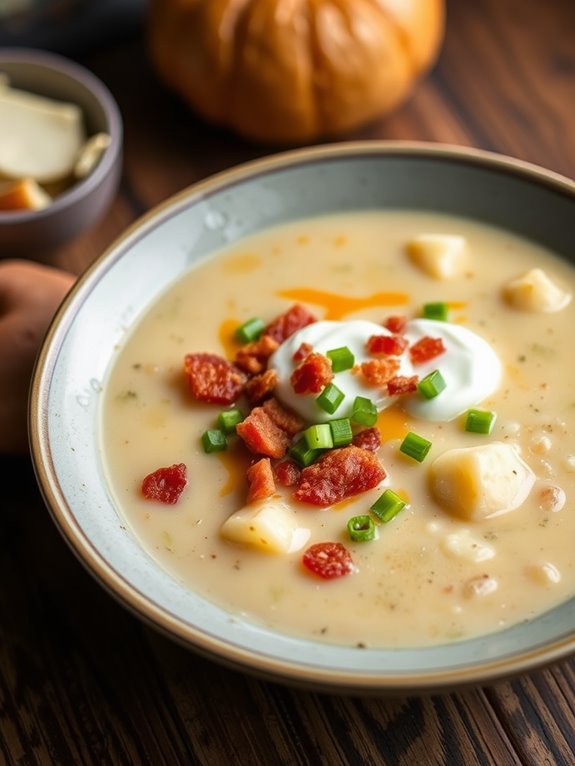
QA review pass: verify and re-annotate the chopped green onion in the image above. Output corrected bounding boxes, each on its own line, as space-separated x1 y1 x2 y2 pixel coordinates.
289 436 323 467
400 431 432 462
465 408 496 434
217 408 244 434
370 489 406 523
316 382 345 414
304 424 334 450
351 396 378 427
235 317 265 343
329 418 353 448
423 302 449 321
417 369 447 400
202 429 228 453
347 514 376 542
326 346 355 372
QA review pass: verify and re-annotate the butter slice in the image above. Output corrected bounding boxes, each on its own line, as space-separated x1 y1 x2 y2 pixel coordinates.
0 85 85 183
74 132 111 179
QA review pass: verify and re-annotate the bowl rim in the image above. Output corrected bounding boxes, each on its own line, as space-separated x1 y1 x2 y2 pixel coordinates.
0 46 123 223
29 140 575 694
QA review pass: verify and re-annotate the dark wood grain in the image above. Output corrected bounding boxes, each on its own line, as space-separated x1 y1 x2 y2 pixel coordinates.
2 0 575 763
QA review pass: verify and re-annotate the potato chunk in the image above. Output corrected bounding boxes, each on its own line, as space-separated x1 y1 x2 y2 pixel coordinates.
503 268 571 312
221 498 310 554
406 234 467 279
430 442 535 520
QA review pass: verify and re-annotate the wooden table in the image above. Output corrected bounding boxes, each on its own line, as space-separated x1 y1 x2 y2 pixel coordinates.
3 0 575 763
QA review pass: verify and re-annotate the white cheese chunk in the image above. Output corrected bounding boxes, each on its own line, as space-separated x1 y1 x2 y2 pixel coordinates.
0 84 85 183
442 529 495 563
503 268 571 312
221 498 311 554
406 233 468 279
430 442 535 521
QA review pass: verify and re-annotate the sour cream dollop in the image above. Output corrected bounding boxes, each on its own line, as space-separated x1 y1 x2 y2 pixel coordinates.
269 319 501 423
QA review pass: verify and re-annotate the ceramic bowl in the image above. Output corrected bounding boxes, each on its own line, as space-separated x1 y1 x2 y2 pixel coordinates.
0 48 122 256
30 143 575 695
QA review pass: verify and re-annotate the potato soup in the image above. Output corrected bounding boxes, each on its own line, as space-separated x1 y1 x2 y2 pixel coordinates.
101 211 575 649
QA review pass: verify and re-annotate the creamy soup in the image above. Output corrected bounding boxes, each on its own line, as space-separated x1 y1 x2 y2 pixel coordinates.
101 211 575 648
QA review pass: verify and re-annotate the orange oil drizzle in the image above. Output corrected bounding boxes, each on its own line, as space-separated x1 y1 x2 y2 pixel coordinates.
218 318 242 359
377 405 410 442
277 288 410 321
216 446 251 497
221 253 262 274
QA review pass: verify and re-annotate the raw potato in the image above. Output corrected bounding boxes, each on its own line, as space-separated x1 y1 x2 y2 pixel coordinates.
430 441 535 521
221 497 311 554
503 268 572 312
0 260 75 453
406 233 468 279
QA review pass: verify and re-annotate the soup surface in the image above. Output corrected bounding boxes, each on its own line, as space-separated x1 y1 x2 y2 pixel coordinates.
101 211 575 648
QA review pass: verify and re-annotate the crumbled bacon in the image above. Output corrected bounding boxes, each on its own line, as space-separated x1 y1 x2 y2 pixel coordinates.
184 352 246 404
302 542 354 579
387 375 419 395
294 445 385 507
142 463 187 505
244 369 279 405
367 334 408 356
409 336 446 364
357 358 400 387
246 458 276 503
236 407 290 458
235 334 279 374
274 459 302 487
293 342 313 362
384 315 408 334
352 427 381 452
291 352 333 394
262 397 305 436
265 303 317 343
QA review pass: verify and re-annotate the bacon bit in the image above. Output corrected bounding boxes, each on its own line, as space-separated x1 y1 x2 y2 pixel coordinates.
265 303 317 343
262 397 305 436
293 341 313 362
294 445 385 507
352 427 381 452
302 542 354 579
410 336 446 364
357 358 400 387
184 352 247 404
244 369 279 405
291 352 334 394
367 334 409 356
236 407 291 458
384 315 408 334
142 463 187 505
274 459 302 487
235 334 279 374
246 458 276 503
387 375 419 395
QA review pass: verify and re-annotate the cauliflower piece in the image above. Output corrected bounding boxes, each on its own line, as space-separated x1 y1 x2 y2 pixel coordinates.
503 268 571 312
406 234 467 279
221 498 310 554
430 442 535 521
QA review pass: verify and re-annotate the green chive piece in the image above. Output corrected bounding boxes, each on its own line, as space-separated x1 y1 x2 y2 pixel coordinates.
370 489 406 523
289 436 323 467
465 408 496 434
347 514 376 542
316 382 345 414
326 346 355 372
351 395 378 426
423 302 449 321
400 431 432 462
329 418 353 448
417 369 447 400
304 424 334 451
217 408 244 434
235 317 265 343
202 429 228 453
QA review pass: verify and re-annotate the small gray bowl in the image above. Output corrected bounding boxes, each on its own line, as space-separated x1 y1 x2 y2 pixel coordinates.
0 48 122 256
